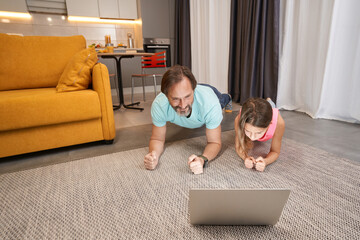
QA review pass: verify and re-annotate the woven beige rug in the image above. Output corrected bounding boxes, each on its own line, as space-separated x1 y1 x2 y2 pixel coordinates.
0 131 359 239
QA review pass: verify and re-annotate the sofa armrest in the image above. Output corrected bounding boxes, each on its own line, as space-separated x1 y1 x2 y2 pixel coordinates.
92 63 116 140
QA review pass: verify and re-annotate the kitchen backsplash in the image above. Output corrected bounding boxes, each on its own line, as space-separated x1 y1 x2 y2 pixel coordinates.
0 13 137 48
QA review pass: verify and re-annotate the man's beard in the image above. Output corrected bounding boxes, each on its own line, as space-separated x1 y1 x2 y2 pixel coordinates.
173 105 192 117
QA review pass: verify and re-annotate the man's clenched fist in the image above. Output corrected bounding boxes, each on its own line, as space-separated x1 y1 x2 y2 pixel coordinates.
188 154 204 175
144 151 158 170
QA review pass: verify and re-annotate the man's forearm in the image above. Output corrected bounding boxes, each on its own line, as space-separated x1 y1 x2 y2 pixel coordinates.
202 142 221 161
149 139 165 158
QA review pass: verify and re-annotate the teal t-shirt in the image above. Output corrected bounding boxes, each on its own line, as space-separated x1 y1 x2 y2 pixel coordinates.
151 85 223 129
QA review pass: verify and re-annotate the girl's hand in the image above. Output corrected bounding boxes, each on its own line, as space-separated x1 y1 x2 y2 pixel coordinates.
255 157 266 172
244 157 255 169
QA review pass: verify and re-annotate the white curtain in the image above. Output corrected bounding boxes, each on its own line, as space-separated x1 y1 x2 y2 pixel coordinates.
278 0 360 123
190 0 231 93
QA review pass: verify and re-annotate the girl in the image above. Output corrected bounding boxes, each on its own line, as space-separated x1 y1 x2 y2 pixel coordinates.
234 98 285 172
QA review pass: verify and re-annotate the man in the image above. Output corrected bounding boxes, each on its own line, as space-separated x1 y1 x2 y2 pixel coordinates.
144 65 232 174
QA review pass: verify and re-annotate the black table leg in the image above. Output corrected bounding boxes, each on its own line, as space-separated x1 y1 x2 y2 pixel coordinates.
102 55 144 111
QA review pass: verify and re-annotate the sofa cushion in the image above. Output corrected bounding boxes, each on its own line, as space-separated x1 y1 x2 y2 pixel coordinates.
56 48 98 92
0 34 86 91
0 88 101 131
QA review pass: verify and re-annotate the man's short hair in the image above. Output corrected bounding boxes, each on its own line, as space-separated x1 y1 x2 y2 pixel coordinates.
161 65 197 96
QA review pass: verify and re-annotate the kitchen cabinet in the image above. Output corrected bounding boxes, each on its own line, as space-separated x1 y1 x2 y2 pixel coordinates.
66 0 137 19
98 0 119 19
66 0 99 17
99 0 137 19
118 0 137 20
0 0 28 13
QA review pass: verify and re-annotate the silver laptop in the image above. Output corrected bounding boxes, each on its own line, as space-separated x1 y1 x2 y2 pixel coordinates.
189 189 290 225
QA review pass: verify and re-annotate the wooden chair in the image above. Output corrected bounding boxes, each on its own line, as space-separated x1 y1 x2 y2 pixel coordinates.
131 51 167 103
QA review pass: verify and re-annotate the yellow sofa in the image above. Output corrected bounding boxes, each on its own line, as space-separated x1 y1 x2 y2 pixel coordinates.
0 34 115 158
